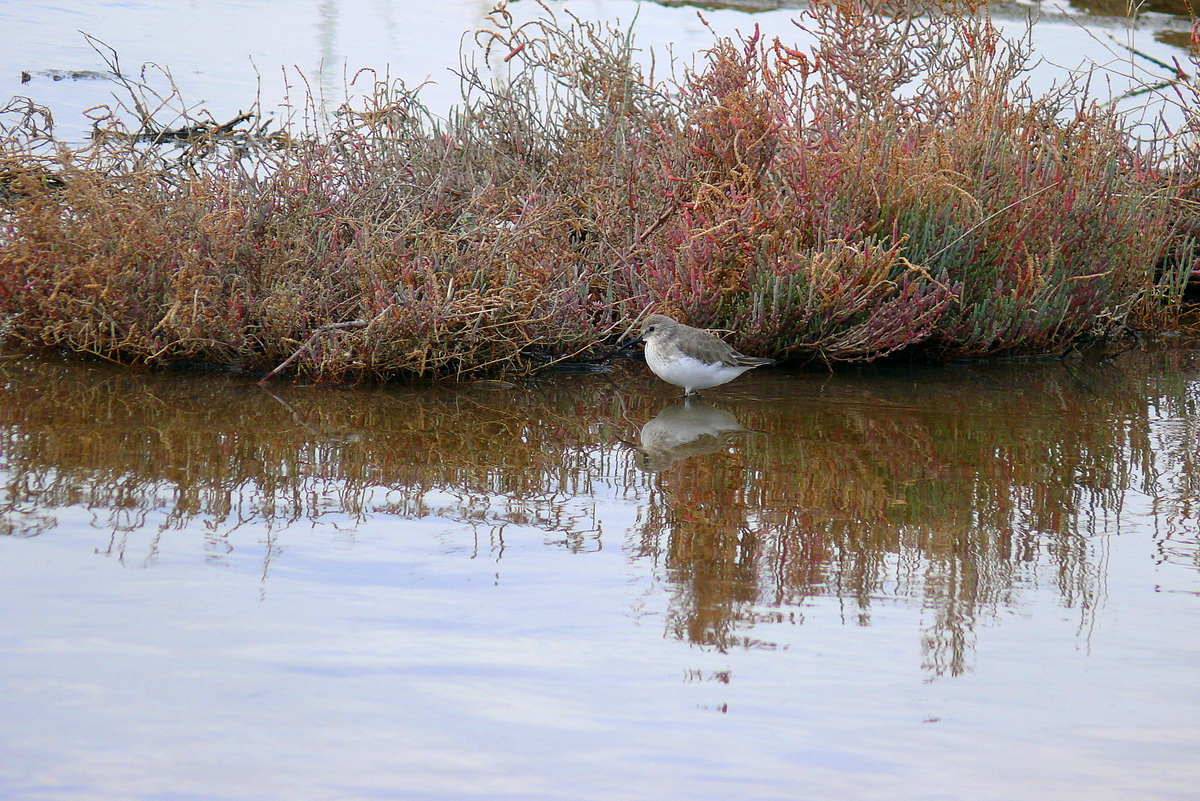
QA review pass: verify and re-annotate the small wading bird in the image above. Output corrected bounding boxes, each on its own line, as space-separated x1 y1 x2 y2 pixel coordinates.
634 313 776 396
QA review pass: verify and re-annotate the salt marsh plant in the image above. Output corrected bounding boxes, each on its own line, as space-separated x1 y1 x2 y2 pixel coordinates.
0 0 1193 380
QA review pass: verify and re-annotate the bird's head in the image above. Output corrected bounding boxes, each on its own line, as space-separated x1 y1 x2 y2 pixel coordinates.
638 314 677 343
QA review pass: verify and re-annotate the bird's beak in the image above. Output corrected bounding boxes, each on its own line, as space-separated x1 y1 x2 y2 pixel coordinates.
616 333 643 353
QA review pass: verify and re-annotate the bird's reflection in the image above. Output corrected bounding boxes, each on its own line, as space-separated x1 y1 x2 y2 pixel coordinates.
633 401 756 472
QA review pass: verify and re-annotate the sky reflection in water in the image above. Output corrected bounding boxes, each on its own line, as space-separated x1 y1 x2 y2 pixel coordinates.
1 352 1198 799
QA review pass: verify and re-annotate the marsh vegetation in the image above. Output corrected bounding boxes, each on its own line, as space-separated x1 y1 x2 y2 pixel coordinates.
2 0 1199 381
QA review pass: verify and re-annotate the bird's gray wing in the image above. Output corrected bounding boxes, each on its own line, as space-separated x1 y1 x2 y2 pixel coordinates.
687 331 742 366
687 328 775 367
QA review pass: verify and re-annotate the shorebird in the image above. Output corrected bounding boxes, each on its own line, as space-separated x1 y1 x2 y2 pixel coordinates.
636 314 775 396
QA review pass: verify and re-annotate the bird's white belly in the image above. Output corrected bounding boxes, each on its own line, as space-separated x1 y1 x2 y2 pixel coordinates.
646 348 747 391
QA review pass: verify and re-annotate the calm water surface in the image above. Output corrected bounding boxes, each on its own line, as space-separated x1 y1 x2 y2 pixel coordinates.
1 351 1198 800
3 0 1196 144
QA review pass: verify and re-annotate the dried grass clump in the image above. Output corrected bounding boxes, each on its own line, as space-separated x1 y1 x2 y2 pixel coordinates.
0 0 1191 380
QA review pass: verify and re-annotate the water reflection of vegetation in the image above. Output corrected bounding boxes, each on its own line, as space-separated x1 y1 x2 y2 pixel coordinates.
1 353 1197 674
629 352 1200 673
0 357 647 548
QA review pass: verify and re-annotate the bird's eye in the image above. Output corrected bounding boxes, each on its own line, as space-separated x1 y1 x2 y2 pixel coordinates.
647 325 656 332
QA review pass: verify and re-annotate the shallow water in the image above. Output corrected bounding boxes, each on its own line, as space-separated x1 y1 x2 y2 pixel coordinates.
1 350 1198 800
3 0 1195 145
